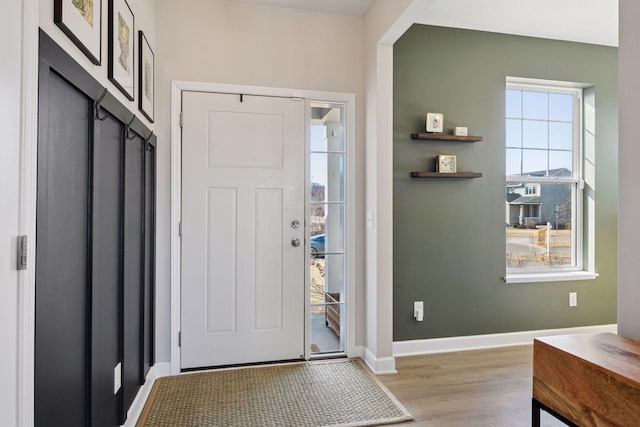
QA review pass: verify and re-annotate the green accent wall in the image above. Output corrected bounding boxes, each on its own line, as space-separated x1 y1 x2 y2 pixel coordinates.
393 25 618 341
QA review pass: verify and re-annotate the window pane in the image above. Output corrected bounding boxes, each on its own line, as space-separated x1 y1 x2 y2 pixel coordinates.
310 254 345 301
506 119 522 148
549 122 572 150
310 125 327 152
310 153 345 203
522 120 548 149
506 182 575 269
309 303 343 354
549 93 573 122
310 252 345 354
506 90 522 118
522 149 547 175
506 148 522 176
523 91 548 120
549 150 572 174
310 106 345 151
310 203 345 254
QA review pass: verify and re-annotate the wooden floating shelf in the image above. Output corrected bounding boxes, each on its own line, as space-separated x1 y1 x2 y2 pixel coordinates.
410 171 483 178
411 133 483 142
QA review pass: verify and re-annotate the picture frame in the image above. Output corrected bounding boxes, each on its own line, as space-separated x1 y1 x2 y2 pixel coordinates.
54 0 102 65
108 0 135 100
138 31 154 123
426 112 444 133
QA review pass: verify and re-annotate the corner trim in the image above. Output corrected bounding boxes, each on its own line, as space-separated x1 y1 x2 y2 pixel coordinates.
363 347 397 375
393 324 618 357
17 0 39 426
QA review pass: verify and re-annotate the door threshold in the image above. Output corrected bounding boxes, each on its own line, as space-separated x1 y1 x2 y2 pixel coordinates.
309 352 347 361
181 358 306 373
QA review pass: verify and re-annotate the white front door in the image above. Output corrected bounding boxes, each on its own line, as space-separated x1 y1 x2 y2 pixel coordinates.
181 91 305 369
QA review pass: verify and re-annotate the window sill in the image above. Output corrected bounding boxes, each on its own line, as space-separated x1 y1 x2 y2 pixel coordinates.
505 271 599 284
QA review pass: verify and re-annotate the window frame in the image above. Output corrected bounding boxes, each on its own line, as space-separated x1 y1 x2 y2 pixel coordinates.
505 80 591 282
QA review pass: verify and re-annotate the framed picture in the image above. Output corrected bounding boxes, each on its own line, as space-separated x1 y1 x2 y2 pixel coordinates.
108 0 135 100
138 31 154 122
426 112 444 133
54 0 102 65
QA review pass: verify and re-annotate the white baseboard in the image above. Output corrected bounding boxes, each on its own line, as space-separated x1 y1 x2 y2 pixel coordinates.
393 324 618 357
363 347 397 374
120 362 171 427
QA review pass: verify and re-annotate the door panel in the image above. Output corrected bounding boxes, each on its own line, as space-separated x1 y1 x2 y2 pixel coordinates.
254 188 284 330
205 187 237 334
181 92 304 368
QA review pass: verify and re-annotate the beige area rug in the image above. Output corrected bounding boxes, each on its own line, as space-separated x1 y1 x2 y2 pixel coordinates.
137 359 413 427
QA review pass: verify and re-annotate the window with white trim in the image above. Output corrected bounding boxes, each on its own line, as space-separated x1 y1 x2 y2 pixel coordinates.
505 81 583 276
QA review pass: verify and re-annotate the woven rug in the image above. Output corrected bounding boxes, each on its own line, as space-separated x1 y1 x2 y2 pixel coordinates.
137 359 413 427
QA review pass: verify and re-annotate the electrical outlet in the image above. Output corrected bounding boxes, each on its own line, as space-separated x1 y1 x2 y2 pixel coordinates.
569 292 577 307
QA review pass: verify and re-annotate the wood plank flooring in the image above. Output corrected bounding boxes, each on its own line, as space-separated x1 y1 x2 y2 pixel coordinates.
376 345 566 427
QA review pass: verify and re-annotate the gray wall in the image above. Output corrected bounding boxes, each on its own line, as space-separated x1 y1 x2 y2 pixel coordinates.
393 25 617 341
618 0 640 342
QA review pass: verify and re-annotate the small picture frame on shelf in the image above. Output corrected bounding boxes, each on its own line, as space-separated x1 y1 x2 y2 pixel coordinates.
426 112 444 133
108 0 135 100
54 0 102 65
455 127 468 136
138 31 154 122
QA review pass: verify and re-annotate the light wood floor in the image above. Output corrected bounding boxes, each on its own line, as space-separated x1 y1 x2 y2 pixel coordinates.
376 345 566 427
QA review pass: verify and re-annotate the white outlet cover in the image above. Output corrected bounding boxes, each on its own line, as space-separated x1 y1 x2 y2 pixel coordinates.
114 362 122 394
569 292 577 307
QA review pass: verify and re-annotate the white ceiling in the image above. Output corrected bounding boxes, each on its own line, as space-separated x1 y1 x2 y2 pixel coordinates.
230 0 376 16
231 0 618 46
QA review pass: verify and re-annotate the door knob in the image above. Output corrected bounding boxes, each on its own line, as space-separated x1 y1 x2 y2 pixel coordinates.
291 238 301 247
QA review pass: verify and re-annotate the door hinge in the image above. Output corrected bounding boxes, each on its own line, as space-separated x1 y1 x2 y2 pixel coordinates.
180 111 184 128
178 331 181 347
17 235 27 270
179 221 182 237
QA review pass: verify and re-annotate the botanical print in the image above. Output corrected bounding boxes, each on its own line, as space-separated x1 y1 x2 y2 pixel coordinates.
117 12 130 71
144 58 152 101
72 0 94 27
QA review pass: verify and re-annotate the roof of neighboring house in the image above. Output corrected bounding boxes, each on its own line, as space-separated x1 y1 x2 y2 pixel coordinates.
509 195 542 205
506 192 520 202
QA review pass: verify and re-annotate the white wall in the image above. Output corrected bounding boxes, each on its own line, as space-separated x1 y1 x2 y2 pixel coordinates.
0 0 23 422
39 0 157 128
618 0 640 341
155 0 366 362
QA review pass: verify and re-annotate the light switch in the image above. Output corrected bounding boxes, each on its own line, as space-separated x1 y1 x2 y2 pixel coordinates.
114 362 122 394
367 212 375 229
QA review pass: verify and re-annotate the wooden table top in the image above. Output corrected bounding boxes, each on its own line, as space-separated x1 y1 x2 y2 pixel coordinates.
534 332 640 388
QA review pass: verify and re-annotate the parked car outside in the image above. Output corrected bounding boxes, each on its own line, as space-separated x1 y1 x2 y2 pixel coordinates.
310 234 325 257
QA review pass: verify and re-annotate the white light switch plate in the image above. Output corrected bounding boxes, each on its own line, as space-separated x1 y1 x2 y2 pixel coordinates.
114 362 122 394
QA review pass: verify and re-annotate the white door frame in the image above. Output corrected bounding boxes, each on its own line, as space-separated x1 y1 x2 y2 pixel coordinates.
170 81 356 374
